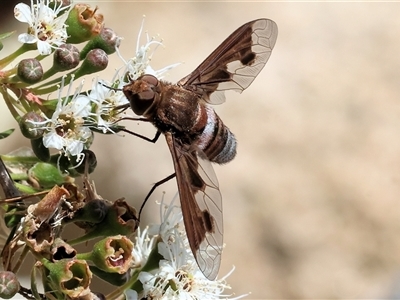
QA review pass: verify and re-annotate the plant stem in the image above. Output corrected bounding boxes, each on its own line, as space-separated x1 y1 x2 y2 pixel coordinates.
76 252 92 261
0 44 35 69
0 88 21 120
12 244 29 274
1 155 41 164
14 182 39 194
9 173 28 181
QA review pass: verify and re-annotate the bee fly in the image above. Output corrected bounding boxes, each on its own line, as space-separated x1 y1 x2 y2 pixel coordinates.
121 18 278 280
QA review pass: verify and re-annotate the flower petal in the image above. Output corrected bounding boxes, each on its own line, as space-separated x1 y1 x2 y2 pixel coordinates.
17 33 37 44
73 96 91 117
43 132 64 150
14 3 32 23
65 140 84 157
37 40 52 55
124 290 138 300
38 4 57 23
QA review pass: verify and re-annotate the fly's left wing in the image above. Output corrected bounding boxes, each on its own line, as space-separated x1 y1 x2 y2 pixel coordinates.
178 18 278 104
165 132 223 280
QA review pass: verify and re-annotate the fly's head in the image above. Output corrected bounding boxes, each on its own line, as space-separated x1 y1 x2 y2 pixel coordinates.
123 74 161 117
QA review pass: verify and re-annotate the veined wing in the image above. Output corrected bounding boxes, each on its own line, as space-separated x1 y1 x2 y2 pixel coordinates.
165 132 223 280
178 19 278 104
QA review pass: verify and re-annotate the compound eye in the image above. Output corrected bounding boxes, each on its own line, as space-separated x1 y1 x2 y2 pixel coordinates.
128 89 155 115
123 74 160 116
141 74 159 86
138 90 155 101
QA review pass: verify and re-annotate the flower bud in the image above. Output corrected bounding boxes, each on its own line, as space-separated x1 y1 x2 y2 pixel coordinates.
68 199 138 245
87 235 133 274
76 49 108 77
28 162 68 188
53 44 80 71
66 4 104 44
17 58 43 84
0 271 20 299
73 149 97 174
49 153 82 177
31 137 50 162
80 27 121 59
19 112 45 139
43 258 92 298
73 199 109 224
49 153 70 174
99 199 139 236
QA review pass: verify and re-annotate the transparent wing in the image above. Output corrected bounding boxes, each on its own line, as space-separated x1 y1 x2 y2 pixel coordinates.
165 132 223 280
178 19 278 104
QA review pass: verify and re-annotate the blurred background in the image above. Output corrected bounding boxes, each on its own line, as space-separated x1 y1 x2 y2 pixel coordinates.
2 1 400 299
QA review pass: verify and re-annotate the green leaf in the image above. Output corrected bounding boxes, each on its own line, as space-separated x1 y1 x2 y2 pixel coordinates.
29 162 65 188
0 31 15 40
0 31 15 51
0 128 15 139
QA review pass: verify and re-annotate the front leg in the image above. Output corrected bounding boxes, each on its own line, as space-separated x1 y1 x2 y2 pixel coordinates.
114 116 161 143
119 128 161 143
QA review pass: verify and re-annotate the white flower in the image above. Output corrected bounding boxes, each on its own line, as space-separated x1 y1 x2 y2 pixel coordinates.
131 226 156 269
33 76 92 161
14 0 72 55
76 19 180 135
82 77 129 134
124 289 138 300
133 195 245 300
117 17 180 81
148 193 183 238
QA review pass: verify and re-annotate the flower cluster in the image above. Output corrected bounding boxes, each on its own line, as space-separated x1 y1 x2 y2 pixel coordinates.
2 0 178 168
0 0 242 299
15 0 71 55
105 197 244 300
130 199 243 300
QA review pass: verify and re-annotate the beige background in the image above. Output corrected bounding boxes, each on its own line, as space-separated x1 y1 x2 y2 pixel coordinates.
2 1 400 299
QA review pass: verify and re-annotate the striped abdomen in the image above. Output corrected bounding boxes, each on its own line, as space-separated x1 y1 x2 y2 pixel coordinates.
196 106 237 164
